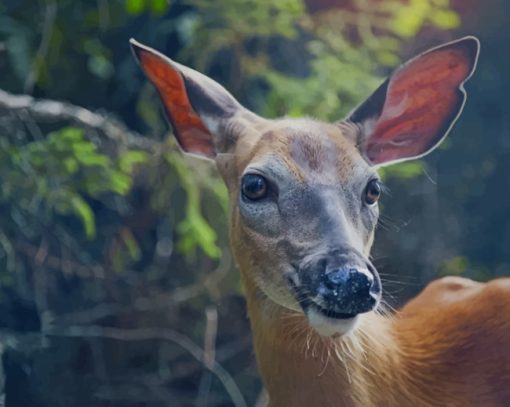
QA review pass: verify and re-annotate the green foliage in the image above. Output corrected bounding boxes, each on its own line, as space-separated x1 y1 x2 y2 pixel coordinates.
125 0 170 15
83 39 115 80
0 127 147 239
379 161 425 181
386 0 460 37
181 0 460 122
440 255 469 275
167 151 222 259
118 150 150 173
186 0 305 44
439 256 493 282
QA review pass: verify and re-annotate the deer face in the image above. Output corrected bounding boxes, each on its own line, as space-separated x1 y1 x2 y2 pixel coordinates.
224 118 382 336
130 37 478 336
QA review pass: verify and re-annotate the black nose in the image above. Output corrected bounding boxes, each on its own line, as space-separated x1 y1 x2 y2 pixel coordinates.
318 267 378 316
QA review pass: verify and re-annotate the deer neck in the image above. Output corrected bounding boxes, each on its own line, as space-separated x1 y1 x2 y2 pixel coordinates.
243 277 422 407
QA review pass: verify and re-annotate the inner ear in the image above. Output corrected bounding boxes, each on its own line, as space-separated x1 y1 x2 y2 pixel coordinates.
130 39 249 159
346 36 479 166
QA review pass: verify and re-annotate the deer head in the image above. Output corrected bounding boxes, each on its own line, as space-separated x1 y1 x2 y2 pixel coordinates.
130 37 479 337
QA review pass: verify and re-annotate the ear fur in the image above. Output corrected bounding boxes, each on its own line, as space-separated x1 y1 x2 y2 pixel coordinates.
346 36 480 166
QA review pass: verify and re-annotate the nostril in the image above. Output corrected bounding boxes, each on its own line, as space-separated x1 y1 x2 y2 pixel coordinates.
350 272 374 295
324 267 355 288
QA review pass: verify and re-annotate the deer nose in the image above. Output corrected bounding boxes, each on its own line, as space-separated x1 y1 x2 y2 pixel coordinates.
318 267 379 315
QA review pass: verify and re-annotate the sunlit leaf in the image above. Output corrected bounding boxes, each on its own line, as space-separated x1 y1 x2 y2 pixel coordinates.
430 9 460 29
121 229 142 261
440 256 469 275
63 157 79 174
177 213 220 259
150 0 169 15
125 0 146 15
76 153 109 167
70 195 96 238
118 150 149 173
109 172 132 195
379 161 425 180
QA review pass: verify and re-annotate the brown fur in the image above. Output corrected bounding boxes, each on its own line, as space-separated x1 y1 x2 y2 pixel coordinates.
222 121 510 406
245 274 510 406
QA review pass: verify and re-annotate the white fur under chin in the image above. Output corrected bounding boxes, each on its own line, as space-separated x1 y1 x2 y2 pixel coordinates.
306 308 360 336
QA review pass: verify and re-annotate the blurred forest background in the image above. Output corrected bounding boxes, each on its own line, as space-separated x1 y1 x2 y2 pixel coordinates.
0 0 508 406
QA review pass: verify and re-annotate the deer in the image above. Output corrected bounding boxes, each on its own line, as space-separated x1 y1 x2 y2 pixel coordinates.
129 36 510 406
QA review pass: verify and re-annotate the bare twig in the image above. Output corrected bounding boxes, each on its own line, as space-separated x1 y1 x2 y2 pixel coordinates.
162 334 252 382
254 389 270 407
196 307 218 407
202 307 218 370
16 241 105 279
45 325 248 407
54 250 233 324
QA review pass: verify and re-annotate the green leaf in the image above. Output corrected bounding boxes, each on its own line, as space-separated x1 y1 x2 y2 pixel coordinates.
379 161 425 180
109 172 132 195
125 0 146 14
52 127 84 142
150 0 169 15
76 153 109 167
63 157 79 174
376 50 400 67
118 150 149 173
70 195 96 239
440 256 469 275
177 213 220 259
122 230 142 261
430 9 460 29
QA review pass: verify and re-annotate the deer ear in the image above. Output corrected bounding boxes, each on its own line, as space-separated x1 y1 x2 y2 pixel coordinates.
346 36 480 166
130 39 246 159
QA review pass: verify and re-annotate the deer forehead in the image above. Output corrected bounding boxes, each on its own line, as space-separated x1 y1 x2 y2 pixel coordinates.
229 118 369 188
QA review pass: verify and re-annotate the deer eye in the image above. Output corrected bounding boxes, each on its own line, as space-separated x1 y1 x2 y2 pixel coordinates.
241 174 268 201
364 179 381 205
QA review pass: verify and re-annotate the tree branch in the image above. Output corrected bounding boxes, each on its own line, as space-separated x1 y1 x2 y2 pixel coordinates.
0 88 158 151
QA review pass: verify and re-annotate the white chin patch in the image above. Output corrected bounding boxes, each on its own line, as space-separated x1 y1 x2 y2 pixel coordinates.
306 308 360 337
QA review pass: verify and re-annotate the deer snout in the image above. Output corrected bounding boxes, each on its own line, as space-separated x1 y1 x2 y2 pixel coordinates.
318 266 380 316
294 253 381 321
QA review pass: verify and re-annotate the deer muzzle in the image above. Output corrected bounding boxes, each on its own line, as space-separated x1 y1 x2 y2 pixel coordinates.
291 249 381 321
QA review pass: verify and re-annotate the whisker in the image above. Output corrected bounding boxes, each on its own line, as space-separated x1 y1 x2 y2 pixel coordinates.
378 272 420 281
380 278 421 287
